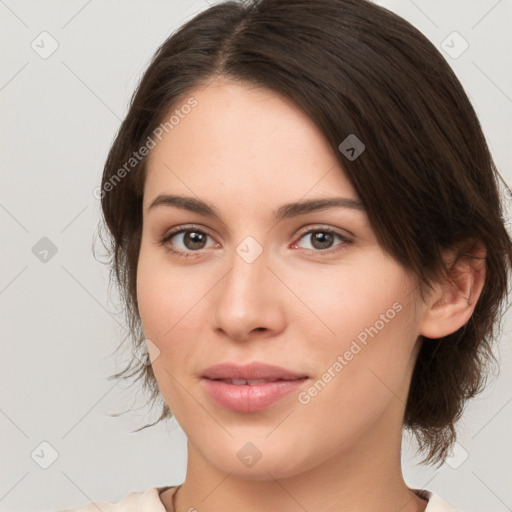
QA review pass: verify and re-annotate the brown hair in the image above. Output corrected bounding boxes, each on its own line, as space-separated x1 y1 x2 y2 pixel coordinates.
97 0 512 465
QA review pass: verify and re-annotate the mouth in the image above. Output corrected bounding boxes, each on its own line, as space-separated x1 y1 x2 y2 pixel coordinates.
212 378 301 385
201 362 309 412
201 361 308 381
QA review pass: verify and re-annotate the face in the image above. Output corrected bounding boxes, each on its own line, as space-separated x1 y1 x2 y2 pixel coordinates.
137 78 427 480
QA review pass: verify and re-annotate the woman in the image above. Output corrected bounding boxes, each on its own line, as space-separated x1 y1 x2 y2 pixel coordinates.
68 0 512 510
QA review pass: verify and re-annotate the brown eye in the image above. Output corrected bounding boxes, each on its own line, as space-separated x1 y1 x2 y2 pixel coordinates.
309 231 335 250
182 231 208 250
161 227 217 257
294 227 352 254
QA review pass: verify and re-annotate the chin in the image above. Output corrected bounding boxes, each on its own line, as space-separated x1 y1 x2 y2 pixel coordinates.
198 439 319 482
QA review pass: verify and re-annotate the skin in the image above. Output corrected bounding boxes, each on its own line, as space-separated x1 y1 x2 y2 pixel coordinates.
136 77 485 512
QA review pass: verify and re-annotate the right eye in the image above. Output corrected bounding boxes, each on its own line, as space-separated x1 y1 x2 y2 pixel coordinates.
159 226 219 258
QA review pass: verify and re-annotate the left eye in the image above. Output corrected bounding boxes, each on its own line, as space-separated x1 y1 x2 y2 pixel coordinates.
294 228 349 251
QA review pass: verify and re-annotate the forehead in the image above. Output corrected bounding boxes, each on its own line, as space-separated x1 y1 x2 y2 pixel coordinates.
144 79 358 209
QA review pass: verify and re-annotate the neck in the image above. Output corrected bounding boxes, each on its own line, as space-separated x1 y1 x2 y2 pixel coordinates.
167 420 427 512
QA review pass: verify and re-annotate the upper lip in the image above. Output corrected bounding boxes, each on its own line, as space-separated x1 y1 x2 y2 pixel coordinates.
202 362 308 381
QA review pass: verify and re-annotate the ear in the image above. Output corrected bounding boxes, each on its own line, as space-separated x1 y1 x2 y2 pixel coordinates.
420 239 487 339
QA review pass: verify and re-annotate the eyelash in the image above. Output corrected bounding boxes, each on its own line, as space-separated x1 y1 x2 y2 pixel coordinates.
159 224 352 259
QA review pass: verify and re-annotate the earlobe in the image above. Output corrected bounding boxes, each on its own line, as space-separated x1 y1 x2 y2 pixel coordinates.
420 240 487 339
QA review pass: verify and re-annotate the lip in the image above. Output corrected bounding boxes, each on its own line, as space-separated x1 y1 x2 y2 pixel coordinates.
202 362 308 381
201 362 309 413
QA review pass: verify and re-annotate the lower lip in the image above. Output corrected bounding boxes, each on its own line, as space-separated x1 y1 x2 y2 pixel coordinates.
202 378 308 412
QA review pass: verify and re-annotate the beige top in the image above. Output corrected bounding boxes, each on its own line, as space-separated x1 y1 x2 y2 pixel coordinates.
60 487 461 511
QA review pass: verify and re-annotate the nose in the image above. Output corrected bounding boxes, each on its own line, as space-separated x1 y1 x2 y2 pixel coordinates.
212 244 286 343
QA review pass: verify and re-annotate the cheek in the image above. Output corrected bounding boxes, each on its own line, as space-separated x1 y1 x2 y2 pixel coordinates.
292 259 412 347
136 245 201 341
136 251 169 340
297 261 419 400
136 248 204 416
136 245 219 401
291 300 418 457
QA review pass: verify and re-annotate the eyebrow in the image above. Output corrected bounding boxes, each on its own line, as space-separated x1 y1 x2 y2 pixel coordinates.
147 194 365 220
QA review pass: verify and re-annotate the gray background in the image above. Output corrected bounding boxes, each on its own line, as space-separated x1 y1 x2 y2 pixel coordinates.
0 0 511 511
